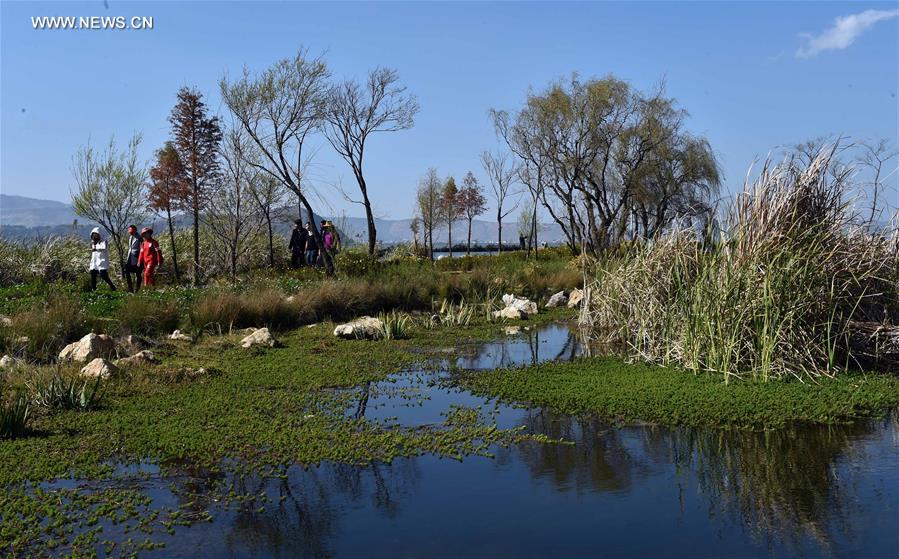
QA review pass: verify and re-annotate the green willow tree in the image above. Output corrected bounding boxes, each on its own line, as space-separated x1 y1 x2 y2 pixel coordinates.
492 74 720 255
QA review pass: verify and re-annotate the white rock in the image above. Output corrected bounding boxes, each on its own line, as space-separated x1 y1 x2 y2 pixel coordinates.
0 315 12 328
567 288 585 309
169 330 193 342
504 325 522 336
545 291 568 308
493 307 525 320
333 316 384 339
15 336 29 344
241 327 276 348
501 294 538 316
114 350 158 367
0 354 19 369
58 333 116 363
493 294 537 319
80 358 118 379
286 295 296 303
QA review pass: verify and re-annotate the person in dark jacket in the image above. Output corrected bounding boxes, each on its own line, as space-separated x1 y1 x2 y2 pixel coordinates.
288 219 307 268
124 224 143 292
304 222 319 266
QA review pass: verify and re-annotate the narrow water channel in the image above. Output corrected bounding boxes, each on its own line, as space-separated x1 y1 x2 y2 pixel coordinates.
45 324 899 557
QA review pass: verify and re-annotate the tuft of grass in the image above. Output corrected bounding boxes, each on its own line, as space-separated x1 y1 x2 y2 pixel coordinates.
436 299 475 327
27 369 103 411
6 295 93 362
0 391 29 439
115 296 182 337
374 310 411 340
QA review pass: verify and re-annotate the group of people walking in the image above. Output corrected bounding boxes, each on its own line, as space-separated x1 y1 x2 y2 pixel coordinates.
87 218 340 291
89 225 162 292
289 219 340 268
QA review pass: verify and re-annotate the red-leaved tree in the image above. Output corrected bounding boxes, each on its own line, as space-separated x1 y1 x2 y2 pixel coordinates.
148 142 189 281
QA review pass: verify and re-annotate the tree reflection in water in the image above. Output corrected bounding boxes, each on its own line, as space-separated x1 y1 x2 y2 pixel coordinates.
510 407 896 553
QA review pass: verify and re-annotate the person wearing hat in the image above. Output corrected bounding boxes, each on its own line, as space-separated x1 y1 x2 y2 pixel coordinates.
124 224 143 292
89 227 117 291
288 219 308 269
321 220 339 255
137 227 163 287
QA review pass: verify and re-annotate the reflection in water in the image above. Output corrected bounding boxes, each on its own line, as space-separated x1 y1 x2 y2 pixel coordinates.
42 322 899 557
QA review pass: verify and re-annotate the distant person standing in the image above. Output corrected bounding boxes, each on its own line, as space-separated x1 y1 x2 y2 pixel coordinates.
322 220 339 254
137 227 163 288
304 222 319 266
124 225 143 292
89 227 116 291
288 219 308 269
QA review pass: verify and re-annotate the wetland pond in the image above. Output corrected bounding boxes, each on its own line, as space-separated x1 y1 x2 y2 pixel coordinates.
46 324 899 558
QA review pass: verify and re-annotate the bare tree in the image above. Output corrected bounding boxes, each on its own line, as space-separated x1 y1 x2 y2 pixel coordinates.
249 172 286 269
480 150 519 252
220 49 334 270
409 216 421 255
416 168 442 261
205 126 262 277
459 171 488 255
71 134 148 280
518 161 545 258
858 139 898 227
324 68 419 255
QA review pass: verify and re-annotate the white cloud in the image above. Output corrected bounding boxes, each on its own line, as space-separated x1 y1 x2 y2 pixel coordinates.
796 9 899 58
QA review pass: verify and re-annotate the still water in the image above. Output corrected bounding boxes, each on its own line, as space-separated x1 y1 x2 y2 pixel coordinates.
52 325 899 557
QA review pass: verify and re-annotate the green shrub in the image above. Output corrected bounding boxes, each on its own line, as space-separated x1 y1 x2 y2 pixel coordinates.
334 248 383 277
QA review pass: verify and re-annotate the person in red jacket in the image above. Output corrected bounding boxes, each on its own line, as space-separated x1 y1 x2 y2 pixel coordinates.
137 227 163 287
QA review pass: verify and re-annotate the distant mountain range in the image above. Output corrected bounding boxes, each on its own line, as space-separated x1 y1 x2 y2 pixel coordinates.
0 194 566 245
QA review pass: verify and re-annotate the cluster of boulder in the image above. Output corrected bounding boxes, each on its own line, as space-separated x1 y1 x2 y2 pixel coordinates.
545 288 585 310
493 294 539 320
488 289 587 322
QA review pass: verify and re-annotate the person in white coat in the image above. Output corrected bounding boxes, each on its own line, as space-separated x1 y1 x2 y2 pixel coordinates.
89 227 117 291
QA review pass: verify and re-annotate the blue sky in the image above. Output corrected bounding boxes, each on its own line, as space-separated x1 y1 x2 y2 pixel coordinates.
1 1 897 220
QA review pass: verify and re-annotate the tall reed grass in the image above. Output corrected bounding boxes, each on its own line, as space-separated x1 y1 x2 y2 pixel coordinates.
583 147 898 381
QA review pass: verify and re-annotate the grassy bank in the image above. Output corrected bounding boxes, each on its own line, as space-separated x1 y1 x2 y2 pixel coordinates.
457 357 899 428
0 249 581 363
